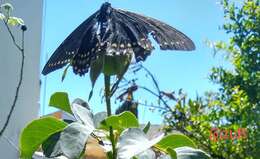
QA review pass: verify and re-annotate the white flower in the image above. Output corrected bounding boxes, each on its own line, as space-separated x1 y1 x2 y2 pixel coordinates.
117 128 164 159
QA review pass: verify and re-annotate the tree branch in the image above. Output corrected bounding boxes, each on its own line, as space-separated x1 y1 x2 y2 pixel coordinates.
138 86 173 112
0 20 26 137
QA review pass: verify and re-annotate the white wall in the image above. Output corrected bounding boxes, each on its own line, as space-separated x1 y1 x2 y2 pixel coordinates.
0 0 43 158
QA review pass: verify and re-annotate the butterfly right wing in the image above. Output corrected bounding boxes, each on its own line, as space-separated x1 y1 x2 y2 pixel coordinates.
42 11 100 75
117 9 195 51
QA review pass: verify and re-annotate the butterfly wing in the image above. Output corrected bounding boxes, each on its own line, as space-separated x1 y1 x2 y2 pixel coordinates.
71 24 100 76
104 10 154 62
116 9 195 51
42 3 195 76
42 11 99 75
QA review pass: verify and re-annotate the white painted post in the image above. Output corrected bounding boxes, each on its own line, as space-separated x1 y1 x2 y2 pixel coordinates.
0 0 43 158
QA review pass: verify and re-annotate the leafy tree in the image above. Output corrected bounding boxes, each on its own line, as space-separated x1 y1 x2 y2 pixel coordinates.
163 0 260 158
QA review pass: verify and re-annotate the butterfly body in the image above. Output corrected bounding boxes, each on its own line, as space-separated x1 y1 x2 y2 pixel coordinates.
42 2 195 76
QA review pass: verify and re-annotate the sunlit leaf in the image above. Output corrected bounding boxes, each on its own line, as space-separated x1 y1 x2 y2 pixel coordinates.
7 16 24 26
156 134 196 151
167 148 177 159
19 117 67 158
49 92 72 114
100 111 139 133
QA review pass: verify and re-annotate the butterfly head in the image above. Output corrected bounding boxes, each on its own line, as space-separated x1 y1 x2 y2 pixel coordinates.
100 2 112 15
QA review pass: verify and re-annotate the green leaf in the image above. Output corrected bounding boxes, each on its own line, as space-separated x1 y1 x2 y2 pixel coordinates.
7 16 24 26
102 55 131 76
143 122 151 134
156 134 196 151
89 57 103 101
175 147 210 159
49 92 72 114
100 111 139 133
107 151 113 159
110 54 132 94
19 117 67 158
90 58 103 87
61 64 70 82
167 148 177 159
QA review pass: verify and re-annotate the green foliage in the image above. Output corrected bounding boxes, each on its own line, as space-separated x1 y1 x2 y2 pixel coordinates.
7 16 24 26
88 55 131 101
167 148 177 159
90 57 103 85
61 64 70 82
49 92 72 114
210 0 260 105
156 134 196 150
89 57 103 100
143 121 151 134
100 111 139 133
163 0 260 158
103 55 131 76
20 95 203 159
208 0 260 158
19 117 67 158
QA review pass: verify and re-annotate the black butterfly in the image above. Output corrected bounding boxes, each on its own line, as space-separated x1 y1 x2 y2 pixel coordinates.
42 2 195 76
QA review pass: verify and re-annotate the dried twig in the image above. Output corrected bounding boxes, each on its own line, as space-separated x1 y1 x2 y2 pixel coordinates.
0 20 26 137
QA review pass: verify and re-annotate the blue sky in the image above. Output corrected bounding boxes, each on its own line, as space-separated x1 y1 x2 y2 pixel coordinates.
40 0 229 124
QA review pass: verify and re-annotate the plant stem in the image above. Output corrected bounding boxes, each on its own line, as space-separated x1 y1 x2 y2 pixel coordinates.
109 127 117 159
104 75 117 159
104 75 112 116
0 21 25 137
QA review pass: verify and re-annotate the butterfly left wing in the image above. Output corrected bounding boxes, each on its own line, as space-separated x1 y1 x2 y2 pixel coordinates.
42 11 100 75
104 10 154 62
